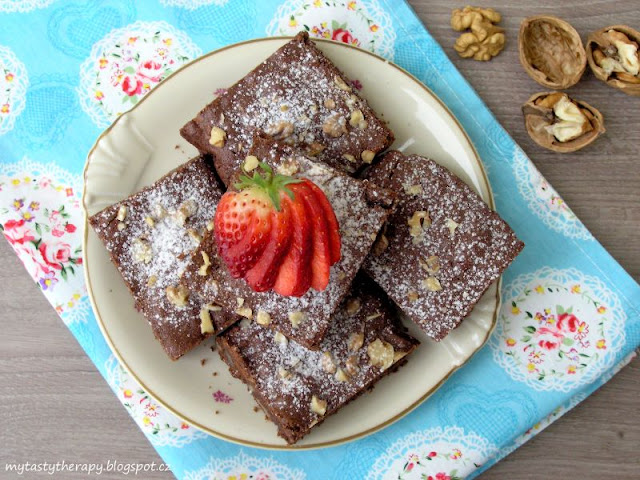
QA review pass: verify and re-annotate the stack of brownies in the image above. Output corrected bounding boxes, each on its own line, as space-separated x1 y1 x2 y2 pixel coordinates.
90 32 524 444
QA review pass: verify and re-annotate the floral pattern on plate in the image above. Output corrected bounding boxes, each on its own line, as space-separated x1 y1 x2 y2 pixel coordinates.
78 21 201 128
0 45 28 135
266 0 396 60
0 0 54 13
513 146 593 241
0 157 88 325
490 266 626 392
367 426 497 480
104 355 208 447
183 451 306 480
159 0 228 9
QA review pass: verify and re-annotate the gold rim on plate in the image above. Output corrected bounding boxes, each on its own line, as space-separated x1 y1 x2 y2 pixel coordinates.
82 36 501 450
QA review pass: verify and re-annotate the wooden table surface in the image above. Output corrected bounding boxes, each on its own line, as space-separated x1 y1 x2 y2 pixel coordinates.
1 1 638 479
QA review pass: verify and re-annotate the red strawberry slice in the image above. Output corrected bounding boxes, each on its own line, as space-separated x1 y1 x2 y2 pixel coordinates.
244 200 293 292
214 189 272 278
295 181 332 291
305 180 341 264
213 162 342 297
273 194 312 297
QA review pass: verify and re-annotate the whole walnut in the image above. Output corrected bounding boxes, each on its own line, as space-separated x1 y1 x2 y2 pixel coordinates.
451 6 506 61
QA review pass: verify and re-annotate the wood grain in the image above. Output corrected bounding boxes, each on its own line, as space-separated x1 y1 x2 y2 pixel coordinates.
0 2 638 479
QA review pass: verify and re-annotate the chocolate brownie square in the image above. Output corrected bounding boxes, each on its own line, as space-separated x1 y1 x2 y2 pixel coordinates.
181 135 395 349
363 151 524 340
89 156 232 360
216 274 419 444
180 31 394 186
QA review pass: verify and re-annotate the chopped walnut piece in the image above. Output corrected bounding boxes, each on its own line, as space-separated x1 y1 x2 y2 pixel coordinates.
288 311 307 328
420 255 440 275
322 114 347 137
345 298 361 315
321 352 337 374
405 184 423 195
307 142 326 156
324 98 336 109
280 104 289 112
345 355 360 376
209 126 226 147
361 150 375 164
408 210 431 242
198 251 211 276
144 216 155 228
265 121 294 140
372 234 389 256
236 305 253 319
366 312 382 321
204 303 222 312
342 153 356 163
274 331 288 346
423 276 443 292
256 310 271 326
166 285 189 307
446 218 459 238
335 368 350 382
407 291 419 302
367 338 395 371
348 332 364 351
243 155 259 172
276 158 300 176
147 275 157 287
117 222 125 231
116 205 127 222
206 219 214 231
174 199 197 226
334 75 352 92
199 307 214 334
132 238 152 264
349 109 368 129
310 395 328 415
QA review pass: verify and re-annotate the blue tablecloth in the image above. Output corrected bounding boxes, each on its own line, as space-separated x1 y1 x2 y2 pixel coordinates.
0 1 638 478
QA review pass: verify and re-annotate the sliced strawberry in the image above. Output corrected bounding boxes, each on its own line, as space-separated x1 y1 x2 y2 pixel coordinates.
294 181 332 291
305 180 341 264
244 199 293 292
273 195 312 297
214 189 272 278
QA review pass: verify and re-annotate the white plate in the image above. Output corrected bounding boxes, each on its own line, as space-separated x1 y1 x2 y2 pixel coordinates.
82 37 499 450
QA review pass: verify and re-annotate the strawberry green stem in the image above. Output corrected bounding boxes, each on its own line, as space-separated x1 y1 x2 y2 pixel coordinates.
234 162 302 211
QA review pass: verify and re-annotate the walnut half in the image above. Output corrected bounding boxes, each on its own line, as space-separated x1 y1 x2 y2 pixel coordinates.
522 92 605 153
587 25 640 97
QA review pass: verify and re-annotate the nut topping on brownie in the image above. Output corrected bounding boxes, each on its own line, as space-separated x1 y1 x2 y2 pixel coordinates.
180 31 394 186
216 274 419 444
363 151 524 341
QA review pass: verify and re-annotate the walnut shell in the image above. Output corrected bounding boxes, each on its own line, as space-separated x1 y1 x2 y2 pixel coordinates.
522 92 605 153
586 25 640 97
519 16 586 89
